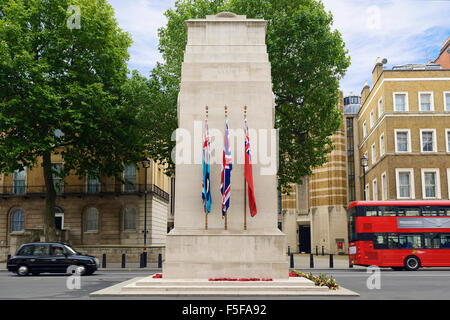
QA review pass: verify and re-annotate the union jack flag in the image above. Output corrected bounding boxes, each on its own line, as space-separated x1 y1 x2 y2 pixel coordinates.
220 118 232 218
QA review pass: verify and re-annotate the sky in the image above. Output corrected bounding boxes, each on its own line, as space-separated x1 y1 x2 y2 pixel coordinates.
108 0 450 96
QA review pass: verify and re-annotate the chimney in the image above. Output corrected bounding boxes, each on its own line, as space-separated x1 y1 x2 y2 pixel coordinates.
372 57 384 85
361 81 370 105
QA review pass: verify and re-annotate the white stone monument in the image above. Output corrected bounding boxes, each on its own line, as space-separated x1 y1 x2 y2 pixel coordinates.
91 13 359 296
163 12 288 279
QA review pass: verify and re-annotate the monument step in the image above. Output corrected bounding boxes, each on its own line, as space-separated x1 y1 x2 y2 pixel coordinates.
134 278 316 287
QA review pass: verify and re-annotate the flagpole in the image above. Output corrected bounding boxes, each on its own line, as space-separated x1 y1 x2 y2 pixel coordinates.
205 105 208 231
224 105 228 231
244 105 247 231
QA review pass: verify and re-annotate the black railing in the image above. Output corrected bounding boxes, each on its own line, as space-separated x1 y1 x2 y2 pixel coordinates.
0 184 170 202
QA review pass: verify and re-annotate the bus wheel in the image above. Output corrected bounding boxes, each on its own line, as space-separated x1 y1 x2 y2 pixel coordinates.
404 256 421 271
391 267 404 271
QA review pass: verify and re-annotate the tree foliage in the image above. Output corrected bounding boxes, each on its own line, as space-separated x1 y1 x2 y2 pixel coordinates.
0 0 147 240
149 0 350 191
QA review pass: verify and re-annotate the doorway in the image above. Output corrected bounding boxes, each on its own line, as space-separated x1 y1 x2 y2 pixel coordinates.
298 225 311 253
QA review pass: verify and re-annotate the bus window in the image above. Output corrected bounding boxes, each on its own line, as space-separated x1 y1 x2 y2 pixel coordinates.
422 207 437 216
388 234 400 249
365 207 378 217
398 208 420 216
399 234 423 249
425 233 440 249
373 234 388 249
439 208 449 216
348 207 357 242
440 234 450 249
381 207 397 216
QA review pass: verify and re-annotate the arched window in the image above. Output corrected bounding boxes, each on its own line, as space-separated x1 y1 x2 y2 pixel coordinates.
11 209 24 232
85 207 99 232
124 207 137 231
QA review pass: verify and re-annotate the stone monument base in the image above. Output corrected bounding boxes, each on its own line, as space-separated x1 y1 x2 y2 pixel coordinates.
162 228 288 279
90 276 359 297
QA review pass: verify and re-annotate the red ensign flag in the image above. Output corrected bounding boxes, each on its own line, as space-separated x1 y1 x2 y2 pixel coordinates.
244 118 257 217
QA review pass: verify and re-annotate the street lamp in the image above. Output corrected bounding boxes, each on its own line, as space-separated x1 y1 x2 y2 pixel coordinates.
141 158 151 267
360 156 368 200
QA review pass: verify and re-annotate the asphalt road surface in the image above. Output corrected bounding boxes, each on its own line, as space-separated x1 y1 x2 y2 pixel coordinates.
1 268 450 300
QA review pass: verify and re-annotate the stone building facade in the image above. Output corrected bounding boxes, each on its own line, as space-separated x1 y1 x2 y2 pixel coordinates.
0 155 172 263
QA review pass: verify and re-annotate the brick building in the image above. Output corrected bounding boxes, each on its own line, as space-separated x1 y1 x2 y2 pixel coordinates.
357 56 450 203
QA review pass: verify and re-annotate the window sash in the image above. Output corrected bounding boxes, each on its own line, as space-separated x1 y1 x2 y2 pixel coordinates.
420 93 431 111
396 132 408 152
422 132 434 152
395 94 406 111
445 93 450 111
11 210 24 232
124 208 137 230
124 165 137 192
424 172 436 198
399 172 411 198
86 208 99 232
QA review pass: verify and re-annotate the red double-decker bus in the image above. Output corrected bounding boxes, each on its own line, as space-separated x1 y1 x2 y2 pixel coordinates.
347 201 450 271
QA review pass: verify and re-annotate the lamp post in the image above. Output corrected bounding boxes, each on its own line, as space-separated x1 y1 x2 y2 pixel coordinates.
141 158 151 267
360 156 368 200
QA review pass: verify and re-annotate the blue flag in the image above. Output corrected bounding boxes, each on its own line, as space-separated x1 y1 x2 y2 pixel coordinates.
202 119 212 215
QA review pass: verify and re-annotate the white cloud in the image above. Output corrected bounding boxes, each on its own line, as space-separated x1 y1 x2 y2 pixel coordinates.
321 0 450 95
109 0 449 93
109 0 176 74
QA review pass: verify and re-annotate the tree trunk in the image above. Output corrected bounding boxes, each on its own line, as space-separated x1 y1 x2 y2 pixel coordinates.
42 151 57 242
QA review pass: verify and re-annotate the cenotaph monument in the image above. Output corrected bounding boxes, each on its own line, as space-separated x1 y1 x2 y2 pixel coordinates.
163 11 287 279
91 12 358 296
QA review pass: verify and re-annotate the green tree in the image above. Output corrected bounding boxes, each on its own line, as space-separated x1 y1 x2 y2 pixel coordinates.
152 0 350 191
0 0 147 241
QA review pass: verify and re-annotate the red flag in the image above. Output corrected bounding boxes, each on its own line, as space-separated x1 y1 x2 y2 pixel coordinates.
244 119 257 217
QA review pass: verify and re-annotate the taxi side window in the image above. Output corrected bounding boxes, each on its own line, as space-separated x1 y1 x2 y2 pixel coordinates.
33 245 50 256
52 246 65 256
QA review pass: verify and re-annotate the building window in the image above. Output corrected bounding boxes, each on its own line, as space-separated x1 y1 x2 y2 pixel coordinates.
381 172 387 200
87 174 100 193
378 97 383 117
370 111 374 128
421 169 440 199
446 129 450 152
418 92 434 111
371 143 376 164
11 209 25 232
85 207 99 232
13 168 26 195
395 130 410 152
420 129 436 152
365 184 370 201
379 133 385 156
124 164 137 192
394 93 408 112
372 179 378 201
52 164 63 194
448 169 450 199
396 169 415 199
55 207 64 230
363 121 367 138
444 92 450 111
124 207 137 231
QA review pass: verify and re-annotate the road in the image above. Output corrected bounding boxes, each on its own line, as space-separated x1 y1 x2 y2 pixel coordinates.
1 268 450 300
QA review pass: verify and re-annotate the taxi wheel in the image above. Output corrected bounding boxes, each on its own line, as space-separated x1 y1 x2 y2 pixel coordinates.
17 265 29 276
